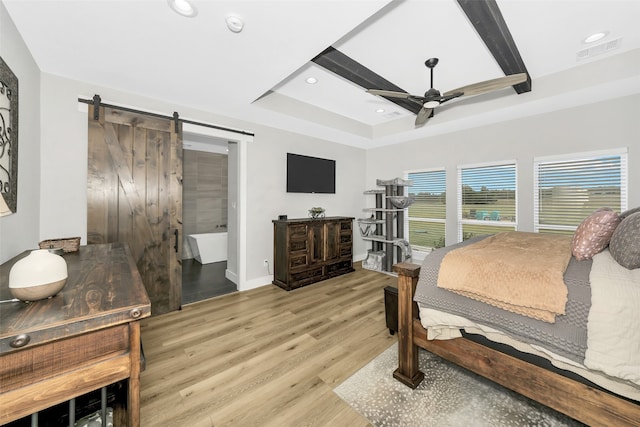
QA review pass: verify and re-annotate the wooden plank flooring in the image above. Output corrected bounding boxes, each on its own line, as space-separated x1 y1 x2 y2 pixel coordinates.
139 263 397 426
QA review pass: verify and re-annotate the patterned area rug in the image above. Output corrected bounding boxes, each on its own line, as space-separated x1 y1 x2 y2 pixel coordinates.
334 343 585 426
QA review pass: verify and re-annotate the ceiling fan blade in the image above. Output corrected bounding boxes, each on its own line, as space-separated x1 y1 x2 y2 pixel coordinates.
366 89 413 99
442 73 528 97
415 107 433 127
438 91 463 104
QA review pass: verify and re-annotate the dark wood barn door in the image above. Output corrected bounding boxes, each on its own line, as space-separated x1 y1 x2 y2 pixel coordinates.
87 106 183 315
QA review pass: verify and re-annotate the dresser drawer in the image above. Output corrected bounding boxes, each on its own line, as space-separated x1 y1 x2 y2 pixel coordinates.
340 234 352 244
325 260 353 274
289 224 307 239
290 268 323 285
290 253 308 268
340 245 352 257
289 239 307 252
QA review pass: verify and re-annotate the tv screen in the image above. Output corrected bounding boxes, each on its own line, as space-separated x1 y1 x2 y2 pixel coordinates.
287 153 336 194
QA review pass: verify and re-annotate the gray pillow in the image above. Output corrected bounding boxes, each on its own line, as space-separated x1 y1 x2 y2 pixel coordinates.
620 206 640 219
609 212 640 269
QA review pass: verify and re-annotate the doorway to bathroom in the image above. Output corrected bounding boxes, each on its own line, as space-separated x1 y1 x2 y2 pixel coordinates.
181 133 237 304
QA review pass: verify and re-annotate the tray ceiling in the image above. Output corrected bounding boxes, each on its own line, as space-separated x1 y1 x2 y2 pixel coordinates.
3 0 639 148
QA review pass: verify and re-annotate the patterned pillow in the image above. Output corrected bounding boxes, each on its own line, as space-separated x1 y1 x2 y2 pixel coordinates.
572 208 621 261
620 206 640 220
609 212 640 269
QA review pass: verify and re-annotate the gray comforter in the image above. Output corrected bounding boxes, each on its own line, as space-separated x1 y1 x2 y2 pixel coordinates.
413 235 592 364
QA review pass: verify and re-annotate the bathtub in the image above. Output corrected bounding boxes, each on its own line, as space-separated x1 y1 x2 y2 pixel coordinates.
187 232 227 264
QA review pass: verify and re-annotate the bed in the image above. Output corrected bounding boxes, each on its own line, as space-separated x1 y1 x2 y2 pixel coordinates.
392 211 640 426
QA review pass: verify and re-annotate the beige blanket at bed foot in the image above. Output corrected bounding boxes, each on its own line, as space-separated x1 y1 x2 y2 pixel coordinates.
437 232 572 323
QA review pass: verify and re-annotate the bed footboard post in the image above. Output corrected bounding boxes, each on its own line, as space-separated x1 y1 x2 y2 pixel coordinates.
392 262 425 388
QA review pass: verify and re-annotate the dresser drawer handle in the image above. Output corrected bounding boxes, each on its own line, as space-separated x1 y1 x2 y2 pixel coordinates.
130 308 142 319
10 334 31 348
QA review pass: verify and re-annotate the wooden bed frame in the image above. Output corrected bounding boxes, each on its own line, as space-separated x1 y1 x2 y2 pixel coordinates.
393 262 640 427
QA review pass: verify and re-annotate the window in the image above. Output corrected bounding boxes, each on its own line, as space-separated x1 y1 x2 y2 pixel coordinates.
406 169 446 252
534 149 627 234
458 161 517 241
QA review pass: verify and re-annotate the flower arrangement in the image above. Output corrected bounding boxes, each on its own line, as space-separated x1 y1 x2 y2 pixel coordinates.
308 207 325 219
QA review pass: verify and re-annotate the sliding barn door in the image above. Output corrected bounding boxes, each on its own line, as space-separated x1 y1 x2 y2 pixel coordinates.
87 106 183 315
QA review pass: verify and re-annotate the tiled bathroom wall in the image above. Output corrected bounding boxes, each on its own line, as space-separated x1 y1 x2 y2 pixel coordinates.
182 149 228 259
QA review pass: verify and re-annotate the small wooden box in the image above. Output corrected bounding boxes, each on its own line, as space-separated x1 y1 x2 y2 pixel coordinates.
38 237 81 253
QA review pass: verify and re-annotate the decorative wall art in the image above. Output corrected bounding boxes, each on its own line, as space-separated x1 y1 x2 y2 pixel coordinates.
0 55 18 215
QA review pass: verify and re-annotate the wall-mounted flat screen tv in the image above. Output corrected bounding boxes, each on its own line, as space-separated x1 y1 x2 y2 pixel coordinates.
287 153 336 194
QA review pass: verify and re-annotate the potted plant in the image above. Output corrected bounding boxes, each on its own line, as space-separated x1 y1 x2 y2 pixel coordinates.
308 207 325 219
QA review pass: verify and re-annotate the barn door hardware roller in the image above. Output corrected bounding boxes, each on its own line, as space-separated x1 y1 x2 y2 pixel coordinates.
92 94 101 120
173 111 179 133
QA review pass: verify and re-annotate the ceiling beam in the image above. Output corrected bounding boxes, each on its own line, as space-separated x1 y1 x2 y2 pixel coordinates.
312 1 530 117
311 47 422 115
457 0 532 94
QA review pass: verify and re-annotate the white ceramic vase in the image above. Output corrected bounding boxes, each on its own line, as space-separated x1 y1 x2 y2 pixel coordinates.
9 249 68 301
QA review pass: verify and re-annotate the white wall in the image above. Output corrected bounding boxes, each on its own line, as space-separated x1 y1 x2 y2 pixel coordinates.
0 3 40 263
366 94 640 246
36 73 367 289
245 126 367 285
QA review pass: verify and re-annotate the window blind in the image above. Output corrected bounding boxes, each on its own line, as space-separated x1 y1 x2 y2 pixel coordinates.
457 162 517 241
534 150 627 232
406 169 446 251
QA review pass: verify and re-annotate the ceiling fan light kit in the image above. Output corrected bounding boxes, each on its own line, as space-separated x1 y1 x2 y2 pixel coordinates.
367 57 528 127
423 100 440 109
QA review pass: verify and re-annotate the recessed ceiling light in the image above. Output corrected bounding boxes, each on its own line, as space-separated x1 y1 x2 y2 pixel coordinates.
167 0 197 17
375 108 385 113
583 31 608 44
305 77 318 84
226 14 245 33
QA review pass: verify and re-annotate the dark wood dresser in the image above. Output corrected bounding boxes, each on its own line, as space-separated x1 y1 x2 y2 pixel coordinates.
273 216 354 290
0 243 151 426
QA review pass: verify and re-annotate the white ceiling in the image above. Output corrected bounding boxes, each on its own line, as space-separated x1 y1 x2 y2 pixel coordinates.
4 0 640 149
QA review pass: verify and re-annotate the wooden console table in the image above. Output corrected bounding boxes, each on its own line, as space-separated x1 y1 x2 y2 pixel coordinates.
0 243 151 425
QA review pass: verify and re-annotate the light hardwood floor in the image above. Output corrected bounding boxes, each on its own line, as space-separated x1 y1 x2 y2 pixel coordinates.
139 263 398 426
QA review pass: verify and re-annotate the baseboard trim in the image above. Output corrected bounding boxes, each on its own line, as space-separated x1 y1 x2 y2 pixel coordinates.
225 269 238 285
239 275 272 292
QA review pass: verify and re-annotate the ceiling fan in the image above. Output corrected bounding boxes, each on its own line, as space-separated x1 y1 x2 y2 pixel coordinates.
367 58 528 127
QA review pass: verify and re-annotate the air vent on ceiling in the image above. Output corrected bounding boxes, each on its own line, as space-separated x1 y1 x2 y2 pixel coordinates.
576 38 622 61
